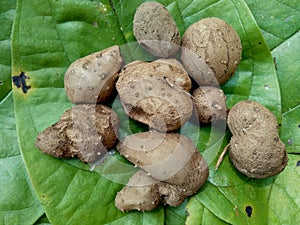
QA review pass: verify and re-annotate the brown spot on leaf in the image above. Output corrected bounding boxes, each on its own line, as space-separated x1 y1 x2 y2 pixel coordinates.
245 206 252 217
12 72 31 93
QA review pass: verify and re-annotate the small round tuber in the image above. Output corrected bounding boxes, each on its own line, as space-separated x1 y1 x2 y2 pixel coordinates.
227 100 288 178
115 169 161 212
192 86 227 123
133 1 181 57
181 17 242 86
64 45 124 104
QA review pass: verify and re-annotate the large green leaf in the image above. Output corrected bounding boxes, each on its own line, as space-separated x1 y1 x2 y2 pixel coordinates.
11 0 163 224
0 1 45 224
11 0 300 224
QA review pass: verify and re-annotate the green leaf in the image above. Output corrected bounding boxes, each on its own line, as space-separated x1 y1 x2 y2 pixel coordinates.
11 0 163 224
11 0 300 224
0 93 44 225
165 201 188 225
281 106 300 153
245 0 300 50
271 31 300 153
186 199 230 225
0 0 15 100
0 0 45 224
272 31 300 113
34 214 51 225
268 155 300 224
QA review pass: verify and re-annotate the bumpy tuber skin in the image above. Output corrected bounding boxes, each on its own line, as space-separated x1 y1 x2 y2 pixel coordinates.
115 170 162 212
181 17 242 86
133 2 181 57
227 100 288 178
116 60 193 132
115 131 209 210
192 86 227 123
64 45 124 104
35 104 119 163
118 59 192 92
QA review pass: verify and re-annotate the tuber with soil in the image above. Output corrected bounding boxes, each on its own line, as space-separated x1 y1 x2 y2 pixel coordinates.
181 17 242 86
133 1 181 57
116 59 193 132
35 104 119 163
227 100 288 178
115 131 209 211
64 45 123 104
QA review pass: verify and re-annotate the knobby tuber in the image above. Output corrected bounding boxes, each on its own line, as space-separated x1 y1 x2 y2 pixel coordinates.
35 104 119 163
133 1 180 57
192 86 227 123
116 59 193 132
227 100 288 178
115 131 209 211
115 169 162 212
64 45 124 104
181 17 242 86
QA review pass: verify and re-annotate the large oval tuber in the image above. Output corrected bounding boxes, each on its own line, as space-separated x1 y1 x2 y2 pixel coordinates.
116 60 193 132
133 2 181 57
181 17 242 86
227 100 288 178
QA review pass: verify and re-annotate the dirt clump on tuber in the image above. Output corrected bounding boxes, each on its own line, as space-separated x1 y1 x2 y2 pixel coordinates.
116 59 193 132
35 104 119 163
133 1 181 57
64 45 124 104
227 100 288 178
181 17 242 86
115 131 209 211
192 86 227 123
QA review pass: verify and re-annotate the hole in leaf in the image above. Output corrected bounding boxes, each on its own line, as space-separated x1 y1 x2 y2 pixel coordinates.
0 81 3 85
12 71 31 93
245 206 252 217
287 139 293 145
296 161 300 167
298 124 300 128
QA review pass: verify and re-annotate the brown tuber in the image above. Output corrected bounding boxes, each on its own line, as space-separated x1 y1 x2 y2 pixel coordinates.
64 45 124 104
192 86 227 123
227 100 288 178
115 170 162 212
181 17 242 86
133 1 181 57
35 104 119 163
116 59 193 132
115 131 209 211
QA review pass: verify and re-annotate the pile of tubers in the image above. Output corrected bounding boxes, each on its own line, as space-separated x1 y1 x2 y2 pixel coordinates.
35 1 288 213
